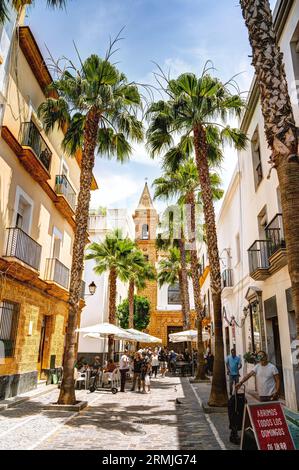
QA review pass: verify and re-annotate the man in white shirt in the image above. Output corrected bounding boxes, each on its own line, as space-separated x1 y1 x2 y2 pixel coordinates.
119 349 130 392
236 351 280 402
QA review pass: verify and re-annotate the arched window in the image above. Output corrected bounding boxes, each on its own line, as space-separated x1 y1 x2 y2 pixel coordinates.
168 284 181 305
142 224 149 240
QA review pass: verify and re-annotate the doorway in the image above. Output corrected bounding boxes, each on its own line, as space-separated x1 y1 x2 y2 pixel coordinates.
225 327 230 357
37 316 50 379
264 296 285 398
167 326 185 353
272 317 285 398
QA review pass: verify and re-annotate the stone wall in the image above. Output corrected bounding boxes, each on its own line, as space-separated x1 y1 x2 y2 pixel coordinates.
0 275 71 396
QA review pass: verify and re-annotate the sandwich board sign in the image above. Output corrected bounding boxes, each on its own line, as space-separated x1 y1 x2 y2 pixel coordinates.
241 402 295 450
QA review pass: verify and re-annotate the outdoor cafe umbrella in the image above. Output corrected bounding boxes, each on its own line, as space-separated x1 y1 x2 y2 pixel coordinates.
76 323 137 360
76 322 136 341
168 329 210 343
169 329 210 376
126 328 162 344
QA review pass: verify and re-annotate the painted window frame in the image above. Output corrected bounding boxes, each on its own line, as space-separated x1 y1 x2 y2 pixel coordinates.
13 186 34 235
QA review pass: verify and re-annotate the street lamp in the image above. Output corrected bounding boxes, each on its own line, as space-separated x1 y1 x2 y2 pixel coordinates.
86 281 97 296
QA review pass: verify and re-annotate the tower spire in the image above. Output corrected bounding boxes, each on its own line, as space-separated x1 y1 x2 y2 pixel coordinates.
137 180 154 209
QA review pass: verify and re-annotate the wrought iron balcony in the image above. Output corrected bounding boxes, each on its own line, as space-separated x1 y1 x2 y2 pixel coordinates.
55 175 76 211
222 269 234 289
4 227 42 271
248 240 270 280
265 213 286 257
20 121 52 171
45 258 70 290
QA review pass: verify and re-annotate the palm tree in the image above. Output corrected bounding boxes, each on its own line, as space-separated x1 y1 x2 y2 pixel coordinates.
0 0 66 23
120 248 156 329
38 52 143 405
240 1 299 344
158 246 190 330
155 192 191 331
85 230 135 358
153 159 223 379
147 69 247 406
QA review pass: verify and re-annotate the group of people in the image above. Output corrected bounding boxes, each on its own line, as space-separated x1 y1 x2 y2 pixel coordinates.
119 347 171 393
76 344 214 392
225 347 281 445
225 348 280 401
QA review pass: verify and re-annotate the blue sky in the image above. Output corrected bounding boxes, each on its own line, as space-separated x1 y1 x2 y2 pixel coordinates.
25 0 276 215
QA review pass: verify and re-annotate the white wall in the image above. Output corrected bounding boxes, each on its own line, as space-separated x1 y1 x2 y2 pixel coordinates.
78 209 134 354
199 1 299 411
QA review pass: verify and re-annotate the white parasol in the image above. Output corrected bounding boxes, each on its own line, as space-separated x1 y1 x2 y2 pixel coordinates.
169 329 210 343
126 328 162 344
76 322 136 341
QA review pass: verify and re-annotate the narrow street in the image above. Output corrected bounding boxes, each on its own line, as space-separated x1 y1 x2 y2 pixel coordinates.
0 377 236 451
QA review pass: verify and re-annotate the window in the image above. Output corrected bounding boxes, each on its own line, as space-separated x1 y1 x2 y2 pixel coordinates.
249 301 262 353
251 128 263 190
258 206 268 239
0 300 20 358
142 224 149 240
61 160 69 177
13 187 33 234
51 227 63 259
168 284 181 305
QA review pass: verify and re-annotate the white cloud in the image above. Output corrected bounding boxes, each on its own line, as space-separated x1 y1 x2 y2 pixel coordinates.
130 141 162 167
90 173 140 209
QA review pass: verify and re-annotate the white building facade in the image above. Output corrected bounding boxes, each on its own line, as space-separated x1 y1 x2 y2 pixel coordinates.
78 209 135 359
200 0 299 411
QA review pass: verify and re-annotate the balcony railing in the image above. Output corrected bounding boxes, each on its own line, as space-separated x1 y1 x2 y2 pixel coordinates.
4 227 42 271
20 121 52 171
80 280 86 299
55 175 76 211
248 240 270 273
265 213 286 257
45 258 70 289
222 269 234 288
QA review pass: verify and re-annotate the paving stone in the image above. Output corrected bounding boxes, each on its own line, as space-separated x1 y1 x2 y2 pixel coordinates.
0 376 238 450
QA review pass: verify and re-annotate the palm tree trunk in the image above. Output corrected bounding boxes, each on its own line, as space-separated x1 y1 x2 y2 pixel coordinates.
58 108 100 405
187 191 206 380
128 279 135 329
178 269 187 329
178 238 190 330
193 125 228 407
240 0 299 409
108 266 117 360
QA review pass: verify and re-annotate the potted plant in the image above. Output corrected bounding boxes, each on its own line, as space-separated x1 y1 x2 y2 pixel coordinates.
243 351 257 364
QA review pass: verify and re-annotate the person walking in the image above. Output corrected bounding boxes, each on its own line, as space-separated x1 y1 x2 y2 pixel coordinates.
131 352 142 392
151 350 159 378
236 351 280 402
158 348 168 378
226 348 242 396
140 351 151 393
119 349 130 393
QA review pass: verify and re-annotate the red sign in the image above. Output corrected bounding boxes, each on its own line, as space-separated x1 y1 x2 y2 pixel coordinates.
247 402 295 451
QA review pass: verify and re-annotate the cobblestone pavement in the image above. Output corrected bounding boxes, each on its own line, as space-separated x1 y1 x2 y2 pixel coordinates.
0 376 234 450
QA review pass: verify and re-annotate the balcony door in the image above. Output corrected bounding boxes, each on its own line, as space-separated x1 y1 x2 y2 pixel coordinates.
14 188 33 234
52 227 62 260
